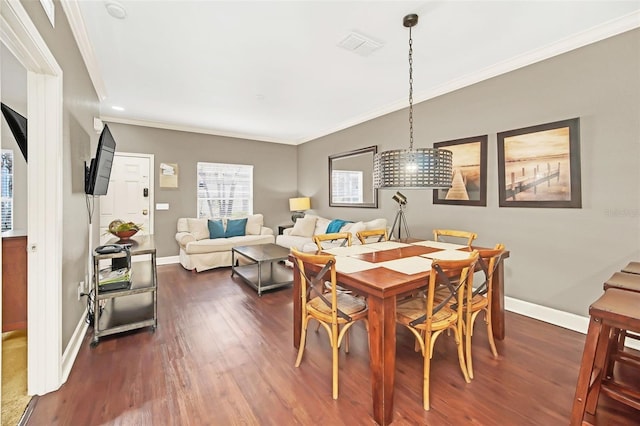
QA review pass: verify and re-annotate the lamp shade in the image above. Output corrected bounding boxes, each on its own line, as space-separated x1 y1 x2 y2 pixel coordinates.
289 197 310 212
374 148 453 189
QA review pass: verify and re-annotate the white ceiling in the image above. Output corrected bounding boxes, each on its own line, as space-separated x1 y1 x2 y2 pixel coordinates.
72 1 640 145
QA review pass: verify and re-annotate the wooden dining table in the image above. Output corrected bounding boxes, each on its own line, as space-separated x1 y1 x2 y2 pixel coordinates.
291 239 510 425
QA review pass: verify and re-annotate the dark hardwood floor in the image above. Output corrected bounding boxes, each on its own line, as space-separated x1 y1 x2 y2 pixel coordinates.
26 264 640 425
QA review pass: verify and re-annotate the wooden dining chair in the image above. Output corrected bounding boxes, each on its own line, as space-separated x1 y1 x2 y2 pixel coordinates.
313 232 352 251
290 248 368 400
461 244 505 379
356 229 388 244
396 252 478 410
433 229 477 246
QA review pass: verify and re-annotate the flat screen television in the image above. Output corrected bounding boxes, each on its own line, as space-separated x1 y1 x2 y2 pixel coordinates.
85 123 116 196
1 103 28 162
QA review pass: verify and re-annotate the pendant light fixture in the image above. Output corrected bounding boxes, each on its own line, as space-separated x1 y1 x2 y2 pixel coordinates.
373 14 453 189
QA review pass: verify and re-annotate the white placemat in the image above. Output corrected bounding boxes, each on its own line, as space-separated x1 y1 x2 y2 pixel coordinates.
334 256 379 274
422 249 473 261
322 245 379 256
365 241 412 250
411 240 467 250
379 256 433 275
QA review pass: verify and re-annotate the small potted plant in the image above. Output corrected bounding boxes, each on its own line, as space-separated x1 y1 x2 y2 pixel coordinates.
107 220 143 240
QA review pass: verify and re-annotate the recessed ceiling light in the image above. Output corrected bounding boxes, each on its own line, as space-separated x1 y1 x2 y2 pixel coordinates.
111 106 125 111
105 1 127 20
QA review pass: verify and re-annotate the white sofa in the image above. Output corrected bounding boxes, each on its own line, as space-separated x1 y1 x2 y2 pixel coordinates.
175 214 274 272
276 214 388 252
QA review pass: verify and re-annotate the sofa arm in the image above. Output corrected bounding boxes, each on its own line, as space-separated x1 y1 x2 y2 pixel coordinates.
175 232 196 247
260 227 274 236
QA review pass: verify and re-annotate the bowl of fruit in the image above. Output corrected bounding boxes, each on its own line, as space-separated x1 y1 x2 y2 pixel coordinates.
108 220 143 241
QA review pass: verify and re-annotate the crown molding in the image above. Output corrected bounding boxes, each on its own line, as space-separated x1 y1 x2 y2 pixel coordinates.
60 0 107 100
300 10 640 144
100 115 296 145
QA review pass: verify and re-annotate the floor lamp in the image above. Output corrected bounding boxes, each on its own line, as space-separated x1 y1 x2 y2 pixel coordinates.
390 192 410 240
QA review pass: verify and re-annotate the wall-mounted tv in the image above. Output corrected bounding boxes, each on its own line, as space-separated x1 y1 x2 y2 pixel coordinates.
1 103 28 162
85 123 116 196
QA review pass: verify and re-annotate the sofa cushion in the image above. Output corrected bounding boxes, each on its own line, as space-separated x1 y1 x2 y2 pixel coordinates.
226 218 247 237
342 221 366 243
246 214 263 235
290 216 317 237
364 218 387 231
276 234 315 251
208 219 225 239
187 218 209 240
315 217 331 235
184 238 236 254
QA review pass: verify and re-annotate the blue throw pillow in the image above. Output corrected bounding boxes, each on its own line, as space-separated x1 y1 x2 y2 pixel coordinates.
225 218 247 237
208 219 225 239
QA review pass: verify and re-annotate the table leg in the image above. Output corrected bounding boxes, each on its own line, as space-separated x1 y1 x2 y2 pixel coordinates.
367 294 396 426
293 264 301 348
257 261 263 296
491 259 506 340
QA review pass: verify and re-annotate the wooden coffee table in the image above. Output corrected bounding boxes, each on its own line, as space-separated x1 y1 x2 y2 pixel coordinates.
231 243 293 296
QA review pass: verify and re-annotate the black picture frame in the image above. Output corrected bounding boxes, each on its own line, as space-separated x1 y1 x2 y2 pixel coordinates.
433 135 487 206
497 118 581 208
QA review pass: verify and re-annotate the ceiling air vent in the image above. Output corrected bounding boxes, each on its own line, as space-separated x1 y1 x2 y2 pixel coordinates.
338 32 383 57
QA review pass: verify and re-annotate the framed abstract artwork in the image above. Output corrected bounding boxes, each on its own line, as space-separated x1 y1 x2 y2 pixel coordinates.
433 135 487 206
497 118 581 208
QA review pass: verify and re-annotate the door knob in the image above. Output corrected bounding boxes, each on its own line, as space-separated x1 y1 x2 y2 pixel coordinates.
142 209 148 215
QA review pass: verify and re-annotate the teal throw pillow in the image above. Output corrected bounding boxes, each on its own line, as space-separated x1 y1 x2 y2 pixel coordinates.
208 219 225 239
225 218 247 237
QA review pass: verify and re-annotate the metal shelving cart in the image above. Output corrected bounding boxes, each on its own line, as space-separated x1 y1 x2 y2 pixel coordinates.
91 235 157 347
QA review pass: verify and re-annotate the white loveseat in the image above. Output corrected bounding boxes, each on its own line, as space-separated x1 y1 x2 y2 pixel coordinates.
175 214 274 272
276 214 388 252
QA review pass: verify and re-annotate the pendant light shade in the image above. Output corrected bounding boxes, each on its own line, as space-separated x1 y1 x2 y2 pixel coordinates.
374 148 452 189
374 14 453 190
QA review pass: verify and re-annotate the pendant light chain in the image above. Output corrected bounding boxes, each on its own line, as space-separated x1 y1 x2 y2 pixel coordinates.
372 13 453 190
408 25 414 152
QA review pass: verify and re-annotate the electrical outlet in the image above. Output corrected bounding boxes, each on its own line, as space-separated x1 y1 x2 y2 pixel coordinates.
77 283 83 300
81 280 87 292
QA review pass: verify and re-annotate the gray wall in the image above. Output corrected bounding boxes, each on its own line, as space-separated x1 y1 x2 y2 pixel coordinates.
298 28 640 317
105 123 298 257
1 45 28 231
23 0 100 351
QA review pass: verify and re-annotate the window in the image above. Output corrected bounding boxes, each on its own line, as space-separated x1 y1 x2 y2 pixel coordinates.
331 170 363 203
197 162 253 219
1 150 14 231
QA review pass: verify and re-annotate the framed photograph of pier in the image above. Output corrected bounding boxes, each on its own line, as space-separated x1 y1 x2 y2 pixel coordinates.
433 135 487 206
497 118 581 208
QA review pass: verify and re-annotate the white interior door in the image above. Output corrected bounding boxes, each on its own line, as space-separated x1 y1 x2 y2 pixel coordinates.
100 153 154 244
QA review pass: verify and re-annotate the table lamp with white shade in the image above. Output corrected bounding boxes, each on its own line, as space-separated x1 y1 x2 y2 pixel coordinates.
289 197 311 222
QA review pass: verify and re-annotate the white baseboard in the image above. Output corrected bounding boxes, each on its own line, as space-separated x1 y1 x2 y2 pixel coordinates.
61 308 89 383
157 255 179 265
505 296 640 351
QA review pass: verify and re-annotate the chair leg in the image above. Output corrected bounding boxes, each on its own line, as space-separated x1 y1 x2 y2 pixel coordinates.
423 333 431 411
332 324 339 399
485 308 498 358
453 325 471 384
466 312 475 380
344 326 350 353
415 329 424 352
295 316 309 367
